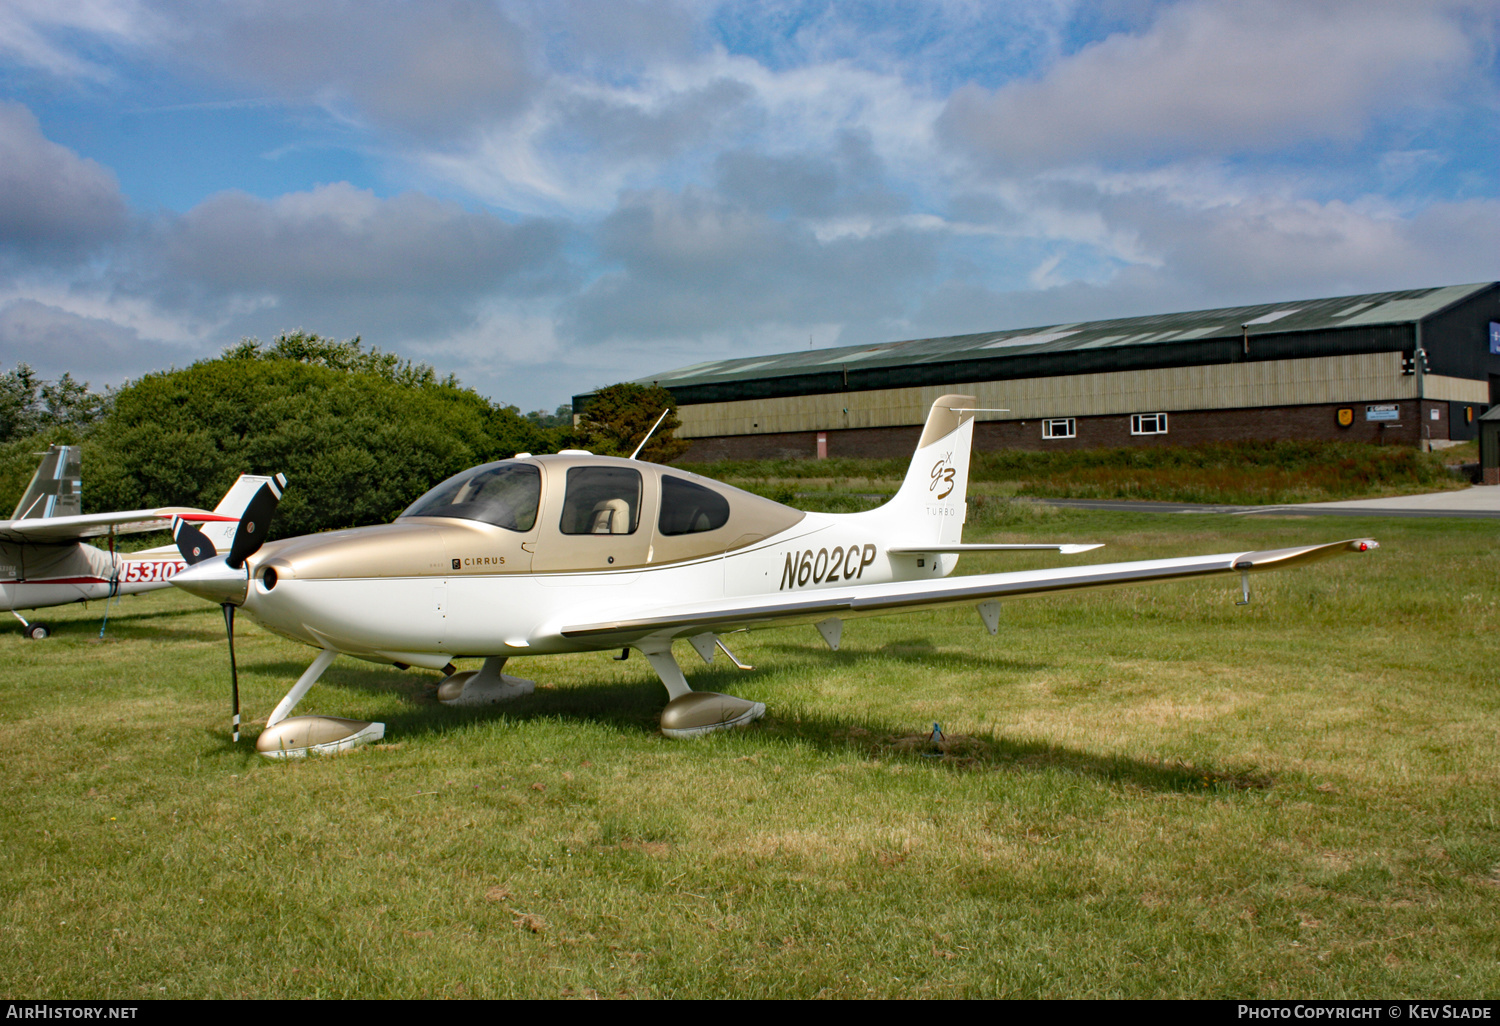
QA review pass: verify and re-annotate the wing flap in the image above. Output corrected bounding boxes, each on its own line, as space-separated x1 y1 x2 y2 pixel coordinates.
560 538 1377 643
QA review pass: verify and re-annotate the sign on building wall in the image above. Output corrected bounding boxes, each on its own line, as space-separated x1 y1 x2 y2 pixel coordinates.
1490 321 1499 355
1366 404 1400 422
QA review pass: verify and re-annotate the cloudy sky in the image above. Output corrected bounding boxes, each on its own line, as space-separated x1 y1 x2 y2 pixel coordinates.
1 0 1497 412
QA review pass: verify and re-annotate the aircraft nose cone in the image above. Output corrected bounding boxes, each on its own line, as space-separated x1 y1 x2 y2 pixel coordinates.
171 554 249 606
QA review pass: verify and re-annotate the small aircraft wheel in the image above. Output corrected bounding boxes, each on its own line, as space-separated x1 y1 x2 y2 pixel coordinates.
25 623 52 640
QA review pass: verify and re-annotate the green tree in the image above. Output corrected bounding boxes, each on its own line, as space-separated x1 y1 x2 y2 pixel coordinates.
0 364 111 443
84 355 544 537
573 383 689 462
222 330 458 390
524 403 574 430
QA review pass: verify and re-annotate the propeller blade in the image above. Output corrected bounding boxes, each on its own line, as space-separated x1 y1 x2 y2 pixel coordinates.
226 473 287 570
171 516 217 565
223 603 240 743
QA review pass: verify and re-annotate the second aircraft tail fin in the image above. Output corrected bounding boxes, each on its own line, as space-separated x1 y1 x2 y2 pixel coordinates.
10 445 81 521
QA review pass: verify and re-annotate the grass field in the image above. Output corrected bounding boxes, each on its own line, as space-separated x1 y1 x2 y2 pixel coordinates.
2 506 1497 998
693 439 1470 509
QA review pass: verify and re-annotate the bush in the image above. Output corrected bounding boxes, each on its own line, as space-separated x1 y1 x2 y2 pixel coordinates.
83 357 545 537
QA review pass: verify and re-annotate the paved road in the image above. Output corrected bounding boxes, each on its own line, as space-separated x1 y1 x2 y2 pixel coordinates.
1036 486 1500 520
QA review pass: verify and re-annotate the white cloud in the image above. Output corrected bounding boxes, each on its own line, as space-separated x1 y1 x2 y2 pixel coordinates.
416 45 946 216
0 102 128 255
161 182 567 301
940 0 1482 169
0 0 155 81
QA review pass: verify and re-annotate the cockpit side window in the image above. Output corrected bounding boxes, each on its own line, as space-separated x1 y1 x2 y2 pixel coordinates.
560 466 642 535
399 462 541 531
658 476 731 536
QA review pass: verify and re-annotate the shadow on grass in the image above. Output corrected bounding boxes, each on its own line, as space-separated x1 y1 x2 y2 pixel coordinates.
17 603 220 642
759 636 1049 674
209 654 1271 796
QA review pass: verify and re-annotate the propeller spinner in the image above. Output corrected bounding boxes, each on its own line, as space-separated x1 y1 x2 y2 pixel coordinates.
171 474 286 743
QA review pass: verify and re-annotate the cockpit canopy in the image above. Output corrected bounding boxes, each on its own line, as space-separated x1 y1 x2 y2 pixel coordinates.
400 461 540 531
400 455 806 567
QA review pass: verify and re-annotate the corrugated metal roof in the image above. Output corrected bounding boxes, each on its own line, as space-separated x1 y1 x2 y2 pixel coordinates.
637 282 1493 390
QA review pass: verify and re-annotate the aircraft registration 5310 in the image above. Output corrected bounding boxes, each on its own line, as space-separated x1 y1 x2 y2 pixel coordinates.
170 394 1378 759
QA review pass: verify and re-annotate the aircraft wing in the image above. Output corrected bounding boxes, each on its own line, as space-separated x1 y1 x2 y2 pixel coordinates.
888 543 1104 554
0 507 230 544
560 538 1377 644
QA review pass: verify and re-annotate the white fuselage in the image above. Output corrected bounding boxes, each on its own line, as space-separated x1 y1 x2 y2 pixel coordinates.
238 512 955 666
0 540 188 613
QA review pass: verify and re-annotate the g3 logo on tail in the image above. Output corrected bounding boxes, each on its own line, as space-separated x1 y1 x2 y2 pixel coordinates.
930 452 956 500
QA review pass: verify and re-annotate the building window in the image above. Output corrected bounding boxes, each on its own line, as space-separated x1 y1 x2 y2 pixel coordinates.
1042 418 1076 439
1131 413 1168 435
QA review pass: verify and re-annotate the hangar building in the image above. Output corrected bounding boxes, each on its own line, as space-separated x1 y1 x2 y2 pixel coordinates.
578 282 1500 461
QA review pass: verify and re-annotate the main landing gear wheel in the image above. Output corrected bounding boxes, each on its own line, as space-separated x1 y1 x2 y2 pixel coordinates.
659 692 766 739
639 641 766 739
25 623 52 640
437 656 535 706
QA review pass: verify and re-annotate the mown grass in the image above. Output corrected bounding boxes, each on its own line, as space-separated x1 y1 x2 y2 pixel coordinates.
1 509 1497 998
693 439 1467 507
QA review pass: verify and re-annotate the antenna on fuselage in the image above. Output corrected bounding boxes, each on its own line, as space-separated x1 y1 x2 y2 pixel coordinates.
629 408 671 461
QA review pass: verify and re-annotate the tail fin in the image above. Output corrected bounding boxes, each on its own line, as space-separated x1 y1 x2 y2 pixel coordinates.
11 445 81 520
865 394 977 545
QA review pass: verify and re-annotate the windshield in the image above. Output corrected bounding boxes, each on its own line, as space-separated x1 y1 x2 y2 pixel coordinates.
399 462 541 531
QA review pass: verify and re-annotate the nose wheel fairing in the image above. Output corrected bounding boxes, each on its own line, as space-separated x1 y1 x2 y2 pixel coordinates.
256 716 385 759
251 648 386 759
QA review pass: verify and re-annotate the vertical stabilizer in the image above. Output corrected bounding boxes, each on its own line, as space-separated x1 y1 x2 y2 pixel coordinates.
865 394 977 546
11 445 81 520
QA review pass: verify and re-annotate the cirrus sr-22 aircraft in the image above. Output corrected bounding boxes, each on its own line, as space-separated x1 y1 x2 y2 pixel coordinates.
0 444 280 638
168 395 1378 758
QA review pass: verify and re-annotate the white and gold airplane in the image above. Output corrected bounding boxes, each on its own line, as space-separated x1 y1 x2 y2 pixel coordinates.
0 444 279 638
170 395 1378 758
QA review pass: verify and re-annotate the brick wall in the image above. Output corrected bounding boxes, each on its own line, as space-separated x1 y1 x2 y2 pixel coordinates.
677 401 1429 461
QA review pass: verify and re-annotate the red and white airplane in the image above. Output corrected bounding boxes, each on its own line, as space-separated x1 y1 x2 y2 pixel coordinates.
170 395 1378 758
1 444 278 638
